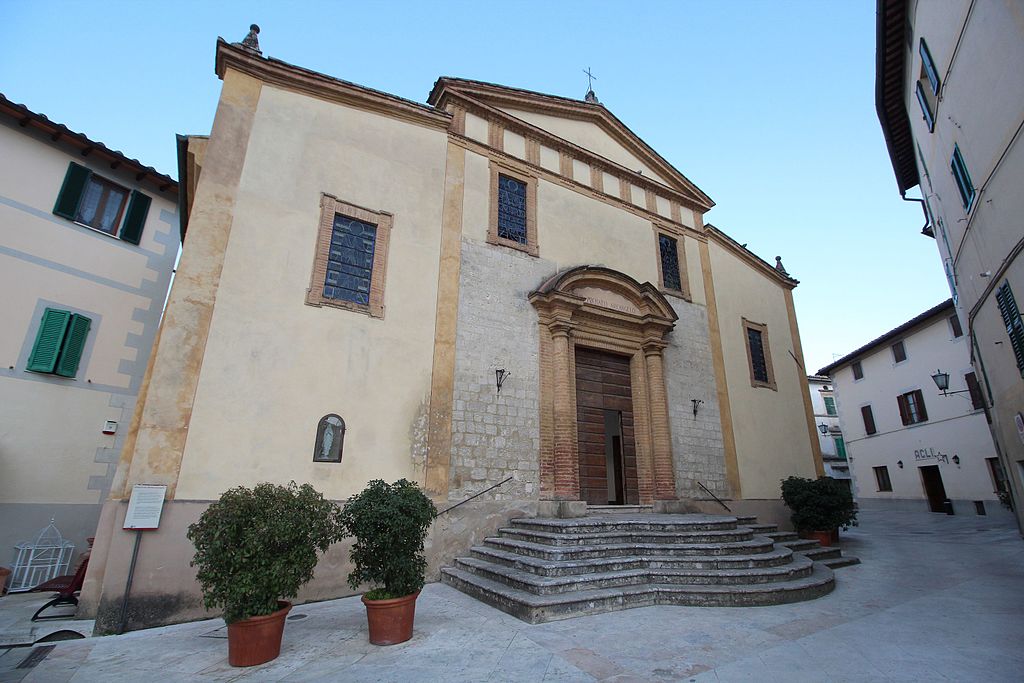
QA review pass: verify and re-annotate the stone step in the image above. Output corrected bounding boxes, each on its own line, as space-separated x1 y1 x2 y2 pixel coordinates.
469 544 797 576
734 515 758 524
439 563 836 624
498 526 754 547
510 514 739 534
776 538 819 551
483 536 776 561
452 554 816 595
799 546 842 561
821 556 861 569
766 531 799 542
586 505 653 515
746 523 779 533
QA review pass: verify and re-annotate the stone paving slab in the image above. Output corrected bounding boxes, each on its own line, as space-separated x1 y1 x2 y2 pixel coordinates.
0 508 1021 681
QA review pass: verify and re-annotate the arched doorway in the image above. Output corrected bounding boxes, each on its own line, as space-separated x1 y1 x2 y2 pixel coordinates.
529 266 679 506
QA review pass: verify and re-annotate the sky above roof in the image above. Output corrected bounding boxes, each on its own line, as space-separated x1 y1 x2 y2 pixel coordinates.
0 0 950 372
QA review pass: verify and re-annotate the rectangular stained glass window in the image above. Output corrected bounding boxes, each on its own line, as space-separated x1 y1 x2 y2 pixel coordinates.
747 328 768 383
497 174 527 244
323 214 377 305
659 234 681 291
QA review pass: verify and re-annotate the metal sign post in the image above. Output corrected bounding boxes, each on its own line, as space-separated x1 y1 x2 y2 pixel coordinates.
117 484 167 634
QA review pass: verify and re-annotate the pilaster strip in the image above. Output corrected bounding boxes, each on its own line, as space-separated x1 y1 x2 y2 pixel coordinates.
526 137 540 166
488 119 503 151
619 177 631 202
785 289 826 478
425 142 467 497
645 189 658 214
643 344 677 499
551 324 579 500
698 240 742 497
590 165 604 193
559 151 573 180
121 70 263 498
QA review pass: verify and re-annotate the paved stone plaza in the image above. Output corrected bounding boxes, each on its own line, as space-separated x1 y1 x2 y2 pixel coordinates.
1 508 1022 682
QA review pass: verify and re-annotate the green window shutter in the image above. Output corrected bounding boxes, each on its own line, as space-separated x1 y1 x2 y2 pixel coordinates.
53 163 92 220
119 190 151 245
824 396 837 416
26 308 71 373
54 314 91 378
834 437 847 460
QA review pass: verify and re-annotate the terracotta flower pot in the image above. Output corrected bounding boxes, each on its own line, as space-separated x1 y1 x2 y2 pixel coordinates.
226 601 291 667
362 591 419 645
799 530 834 547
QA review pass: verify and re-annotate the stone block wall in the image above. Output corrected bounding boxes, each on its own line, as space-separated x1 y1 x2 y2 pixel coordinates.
448 239 556 502
663 299 728 497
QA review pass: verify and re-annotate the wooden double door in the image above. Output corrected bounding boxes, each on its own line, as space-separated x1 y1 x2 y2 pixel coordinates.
575 347 639 505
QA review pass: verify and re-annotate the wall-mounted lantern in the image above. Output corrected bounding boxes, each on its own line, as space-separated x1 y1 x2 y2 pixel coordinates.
952 454 960 467
691 398 704 417
495 369 510 394
930 369 972 398
818 423 829 435
897 460 904 469
313 414 345 463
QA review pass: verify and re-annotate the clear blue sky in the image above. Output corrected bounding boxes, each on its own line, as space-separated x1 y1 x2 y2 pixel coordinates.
0 0 950 373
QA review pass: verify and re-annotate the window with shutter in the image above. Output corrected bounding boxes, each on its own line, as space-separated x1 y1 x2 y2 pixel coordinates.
52 162 150 244
965 372 984 410
26 308 92 378
824 396 837 416
949 314 963 338
833 437 847 460
898 389 928 425
995 282 1024 375
950 145 976 211
852 361 864 380
892 340 907 363
861 405 877 435
873 466 892 492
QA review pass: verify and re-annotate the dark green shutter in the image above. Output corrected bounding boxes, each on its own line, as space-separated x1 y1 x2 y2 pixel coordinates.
834 437 847 460
119 190 151 244
53 163 92 220
54 314 91 378
26 308 71 373
996 283 1024 374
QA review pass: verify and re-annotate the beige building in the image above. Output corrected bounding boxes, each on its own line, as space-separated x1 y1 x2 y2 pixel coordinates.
807 375 851 486
820 300 1009 519
876 0 1024 533
80 36 824 631
0 95 179 571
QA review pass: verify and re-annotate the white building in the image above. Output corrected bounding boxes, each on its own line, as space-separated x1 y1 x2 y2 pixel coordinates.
819 300 1010 519
807 375 851 486
0 94 179 565
876 0 1024 531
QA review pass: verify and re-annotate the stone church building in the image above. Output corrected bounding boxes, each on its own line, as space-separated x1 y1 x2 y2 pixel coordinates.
80 35 823 629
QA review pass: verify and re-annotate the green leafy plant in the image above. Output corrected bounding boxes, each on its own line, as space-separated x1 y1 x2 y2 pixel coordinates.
187 482 344 623
339 479 437 600
780 476 858 532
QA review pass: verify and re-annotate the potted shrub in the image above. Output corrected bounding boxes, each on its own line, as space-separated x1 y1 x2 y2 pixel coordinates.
339 478 436 645
780 476 858 546
187 482 344 666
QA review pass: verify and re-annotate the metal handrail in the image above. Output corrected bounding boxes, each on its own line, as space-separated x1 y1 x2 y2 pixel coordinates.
435 476 514 518
697 481 731 512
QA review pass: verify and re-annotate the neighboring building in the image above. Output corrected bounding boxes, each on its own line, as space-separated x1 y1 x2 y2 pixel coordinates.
80 34 824 631
819 300 1009 520
807 375 851 486
876 0 1024 532
0 95 178 567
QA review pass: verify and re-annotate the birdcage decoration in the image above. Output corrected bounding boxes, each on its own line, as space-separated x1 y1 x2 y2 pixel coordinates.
8 519 74 592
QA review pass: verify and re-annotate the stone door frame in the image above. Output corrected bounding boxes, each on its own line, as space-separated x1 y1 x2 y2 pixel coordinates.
530 266 679 505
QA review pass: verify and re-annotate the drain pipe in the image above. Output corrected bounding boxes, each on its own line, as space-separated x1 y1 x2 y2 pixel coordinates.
901 193 932 237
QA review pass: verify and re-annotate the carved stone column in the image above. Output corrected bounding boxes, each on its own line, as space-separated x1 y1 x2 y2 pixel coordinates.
643 340 677 500
550 321 579 500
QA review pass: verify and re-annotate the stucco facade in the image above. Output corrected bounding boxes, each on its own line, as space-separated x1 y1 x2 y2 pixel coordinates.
80 38 823 631
807 375 851 484
820 301 1009 520
0 95 178 572
876 0 1024 532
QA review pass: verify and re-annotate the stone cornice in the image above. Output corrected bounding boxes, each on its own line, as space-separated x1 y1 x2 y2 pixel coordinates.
449 133 708 243
704 224 800 290
435 87 713 213
215 39 451 131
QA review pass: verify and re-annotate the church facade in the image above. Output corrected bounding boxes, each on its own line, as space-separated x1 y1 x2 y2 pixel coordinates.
80 37 822 630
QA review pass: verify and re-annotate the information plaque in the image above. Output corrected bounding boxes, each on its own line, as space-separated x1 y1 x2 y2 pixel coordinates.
123 484 167 530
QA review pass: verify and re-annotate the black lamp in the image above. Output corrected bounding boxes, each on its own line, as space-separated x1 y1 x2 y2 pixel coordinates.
952 454 960 467
691 399 704 417
818 423 829 435
495 369 510 393
931 369 972 397
897 460 903 469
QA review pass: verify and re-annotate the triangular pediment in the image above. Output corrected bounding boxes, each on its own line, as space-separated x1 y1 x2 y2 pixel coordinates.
429 78 713 210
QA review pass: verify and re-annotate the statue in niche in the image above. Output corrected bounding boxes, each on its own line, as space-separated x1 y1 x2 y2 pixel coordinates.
313 414 345 462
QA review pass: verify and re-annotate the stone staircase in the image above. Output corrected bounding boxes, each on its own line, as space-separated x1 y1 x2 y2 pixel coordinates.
440 513 859 623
